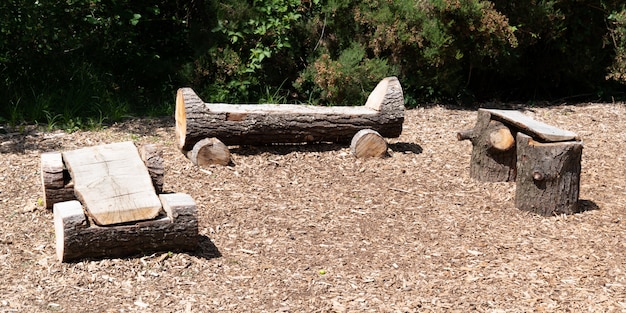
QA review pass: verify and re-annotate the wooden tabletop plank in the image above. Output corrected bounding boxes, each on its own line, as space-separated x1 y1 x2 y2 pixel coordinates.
62 141 162 225
481 109 579 142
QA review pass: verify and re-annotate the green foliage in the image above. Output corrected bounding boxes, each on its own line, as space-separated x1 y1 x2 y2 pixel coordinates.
0 0 190 126
295 43 395 104
183 0 307 103
607 7 626 84
1 0 626 127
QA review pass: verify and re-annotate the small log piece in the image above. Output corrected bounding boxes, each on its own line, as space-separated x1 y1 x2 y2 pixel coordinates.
54 193 198 262
515 133 583 216
40 152 75 209
186 137 231 167
350 129 388 158
457 110 517 182
175 77 404 152
138 144 165 193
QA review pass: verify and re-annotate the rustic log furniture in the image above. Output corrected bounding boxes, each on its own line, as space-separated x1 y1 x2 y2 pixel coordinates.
458 109 583 216
41 141 198 262
175 77 405 164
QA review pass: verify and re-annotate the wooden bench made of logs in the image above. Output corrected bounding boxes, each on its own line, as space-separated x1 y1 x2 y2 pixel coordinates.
458 109 583 216
175 77 405 165
41 141 198 262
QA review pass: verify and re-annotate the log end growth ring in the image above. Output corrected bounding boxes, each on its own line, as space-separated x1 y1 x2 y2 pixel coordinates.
175 88 188 151
351 129 388 158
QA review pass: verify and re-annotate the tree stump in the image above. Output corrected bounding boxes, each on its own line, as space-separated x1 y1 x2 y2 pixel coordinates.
515 133 583 216
175 77 405 153
350 129 388 158
457 110 517 181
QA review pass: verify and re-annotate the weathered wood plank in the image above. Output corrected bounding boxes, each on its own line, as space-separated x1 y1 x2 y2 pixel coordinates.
482 109 579 142
61 141 162 225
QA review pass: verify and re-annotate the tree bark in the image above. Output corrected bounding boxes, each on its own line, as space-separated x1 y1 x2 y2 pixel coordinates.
457 110 517 182
350 129 388 158
175 77 404 151
54 193 198 262
187 137 231 167
515 133 583 216
41 152 75 209
138 144 164 193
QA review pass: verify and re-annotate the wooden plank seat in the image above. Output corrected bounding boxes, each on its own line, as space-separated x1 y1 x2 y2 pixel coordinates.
41 142 198 262
481 109 580 142
458 109 583 216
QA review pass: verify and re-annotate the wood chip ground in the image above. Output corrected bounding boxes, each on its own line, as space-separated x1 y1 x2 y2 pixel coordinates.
0 103 624 312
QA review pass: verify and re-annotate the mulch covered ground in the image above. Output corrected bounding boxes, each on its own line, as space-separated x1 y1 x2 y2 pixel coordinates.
0 103 624 312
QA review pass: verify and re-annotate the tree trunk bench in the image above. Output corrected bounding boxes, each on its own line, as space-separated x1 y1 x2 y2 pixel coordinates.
458 109 583 216
41 141 198 262
175 77 404 165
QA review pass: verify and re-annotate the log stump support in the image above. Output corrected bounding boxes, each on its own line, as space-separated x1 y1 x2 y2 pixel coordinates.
41 152 75 209
515 133 583 216
54 193 198 262
186 137 231 166
350 129 388 158
458 109 583 216
457 110 517 182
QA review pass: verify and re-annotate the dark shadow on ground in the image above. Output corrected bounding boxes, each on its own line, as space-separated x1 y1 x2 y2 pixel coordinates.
191 235 222 260
389 142 423 154
230 142 346 156
577 199 601 213
108 116 175 137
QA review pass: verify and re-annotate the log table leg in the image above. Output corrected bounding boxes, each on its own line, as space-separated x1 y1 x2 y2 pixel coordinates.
54 193 198 262
138 144 165 193
350 129 388 158
515 133 583 216
186 137 231 167
40 152 75 209
457 110 517 182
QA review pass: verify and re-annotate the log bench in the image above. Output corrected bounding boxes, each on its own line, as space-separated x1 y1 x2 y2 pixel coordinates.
458 109 583 216
175 77 405 164
41 141 198 262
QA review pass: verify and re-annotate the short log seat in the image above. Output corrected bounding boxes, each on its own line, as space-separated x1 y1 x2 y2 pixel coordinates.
458 109 583 216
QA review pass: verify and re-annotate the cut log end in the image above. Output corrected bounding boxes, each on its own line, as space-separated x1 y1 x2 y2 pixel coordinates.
54 200 86 262
488 127 515 151
457 129 474 141
351 129 388 158
175 88 189 151
364 77 403 113
188 137 231 167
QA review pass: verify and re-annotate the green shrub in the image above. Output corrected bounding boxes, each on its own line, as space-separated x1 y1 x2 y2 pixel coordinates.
607 7 626 84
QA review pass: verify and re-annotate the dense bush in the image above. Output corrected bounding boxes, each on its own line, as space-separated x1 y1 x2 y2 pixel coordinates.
1 0 625 126
0 0 190 126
